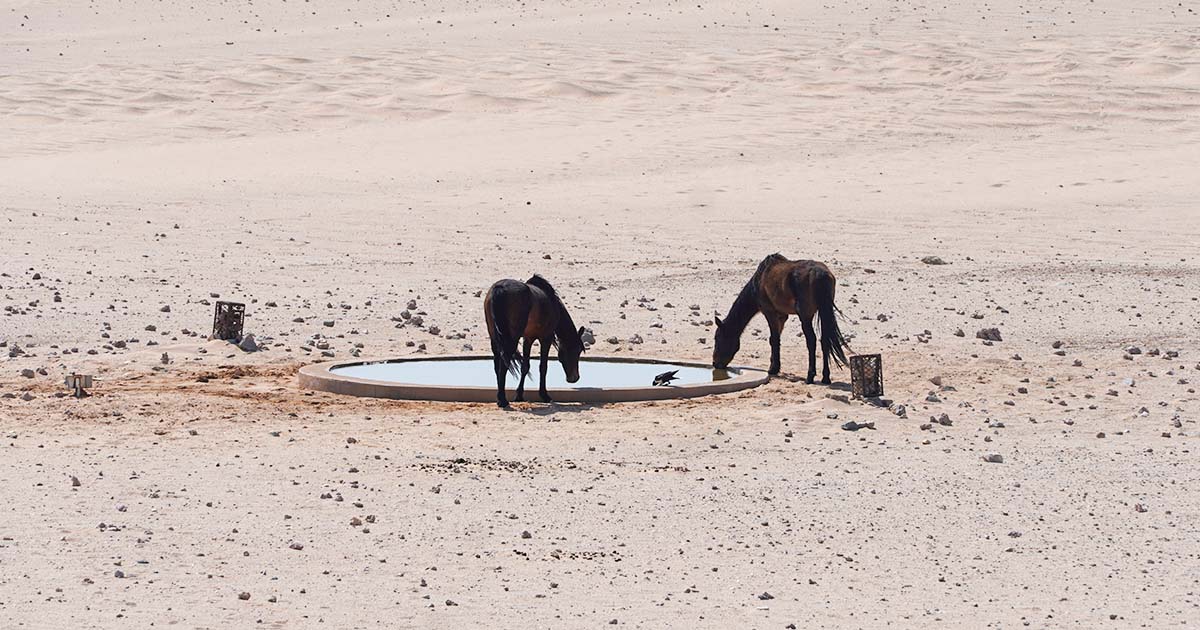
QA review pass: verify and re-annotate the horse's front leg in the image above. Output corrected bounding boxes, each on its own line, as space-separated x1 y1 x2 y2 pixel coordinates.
800 318 818 384
515 338 533 402
765 310 786 376
538 340 553 403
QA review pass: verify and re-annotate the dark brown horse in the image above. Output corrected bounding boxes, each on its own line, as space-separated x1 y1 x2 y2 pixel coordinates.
484 275 586 407
713 254 849 384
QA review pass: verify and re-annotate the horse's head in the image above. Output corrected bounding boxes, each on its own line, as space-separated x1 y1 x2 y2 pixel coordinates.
558 325 587 383
712 314 740 369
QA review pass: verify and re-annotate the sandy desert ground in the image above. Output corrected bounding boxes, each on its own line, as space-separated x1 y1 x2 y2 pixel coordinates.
2 0 1199 627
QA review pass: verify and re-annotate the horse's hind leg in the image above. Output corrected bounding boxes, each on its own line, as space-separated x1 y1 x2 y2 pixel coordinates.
538 339 553 403
515 338 533 402
820 336 831 385
493 352 510 408
800 317 817 385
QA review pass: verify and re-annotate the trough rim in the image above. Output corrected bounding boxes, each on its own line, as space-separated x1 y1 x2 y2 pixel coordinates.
298 354 768 403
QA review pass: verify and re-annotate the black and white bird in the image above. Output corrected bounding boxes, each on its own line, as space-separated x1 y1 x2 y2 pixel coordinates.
652 370 679 387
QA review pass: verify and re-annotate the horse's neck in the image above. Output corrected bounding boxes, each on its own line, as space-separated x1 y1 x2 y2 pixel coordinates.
554 303 576 340
724 282 759 336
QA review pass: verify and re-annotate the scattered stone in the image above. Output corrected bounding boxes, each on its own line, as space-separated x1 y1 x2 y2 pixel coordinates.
976 328 1002 342
920 256 947 265
841 420 875 431
20 368 35 378
982 453 1004 463
237 334 259 352
238 592 251 600
159 305 171 313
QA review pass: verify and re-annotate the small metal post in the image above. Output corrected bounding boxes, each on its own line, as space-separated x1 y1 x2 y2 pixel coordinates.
65 374 93 398
850 354 884 398
212 301 246 341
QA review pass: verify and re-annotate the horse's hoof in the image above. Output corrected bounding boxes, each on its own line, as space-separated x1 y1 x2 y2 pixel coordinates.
768 368 780 376
540 394 553 403
497 400 510 408
820 377 831 385
514 394 525 402
805 376 815 385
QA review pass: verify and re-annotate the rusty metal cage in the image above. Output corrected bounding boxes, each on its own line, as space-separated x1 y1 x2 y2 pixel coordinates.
212 301 246 341
850 353 884 398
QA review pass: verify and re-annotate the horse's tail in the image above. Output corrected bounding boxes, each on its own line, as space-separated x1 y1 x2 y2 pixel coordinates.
488 286 522 377
815 270 850 369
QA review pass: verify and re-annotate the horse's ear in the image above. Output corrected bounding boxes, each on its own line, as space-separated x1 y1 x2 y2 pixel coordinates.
714 315 724 328
578 325 586 339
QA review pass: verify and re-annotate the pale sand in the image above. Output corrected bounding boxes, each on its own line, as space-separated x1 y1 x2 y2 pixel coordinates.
2 0 1199 627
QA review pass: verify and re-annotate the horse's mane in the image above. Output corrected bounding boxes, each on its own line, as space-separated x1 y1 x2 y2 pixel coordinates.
751 253 788 290
722 254 788 336
526 274 559 300
527 274 583 349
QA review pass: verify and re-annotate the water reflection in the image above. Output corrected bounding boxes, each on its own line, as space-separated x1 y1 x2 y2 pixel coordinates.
333 358 739 389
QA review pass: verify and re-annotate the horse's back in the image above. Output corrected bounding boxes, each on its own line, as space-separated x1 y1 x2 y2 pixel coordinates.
788 260 833 285
489 278 528 296
757 256 834 315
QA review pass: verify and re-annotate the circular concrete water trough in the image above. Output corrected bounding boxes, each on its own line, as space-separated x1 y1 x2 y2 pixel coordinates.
298 355 768 403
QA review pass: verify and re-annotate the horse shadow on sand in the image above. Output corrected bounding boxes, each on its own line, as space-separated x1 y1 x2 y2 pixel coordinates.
512 402 604 417
774 371 852 392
